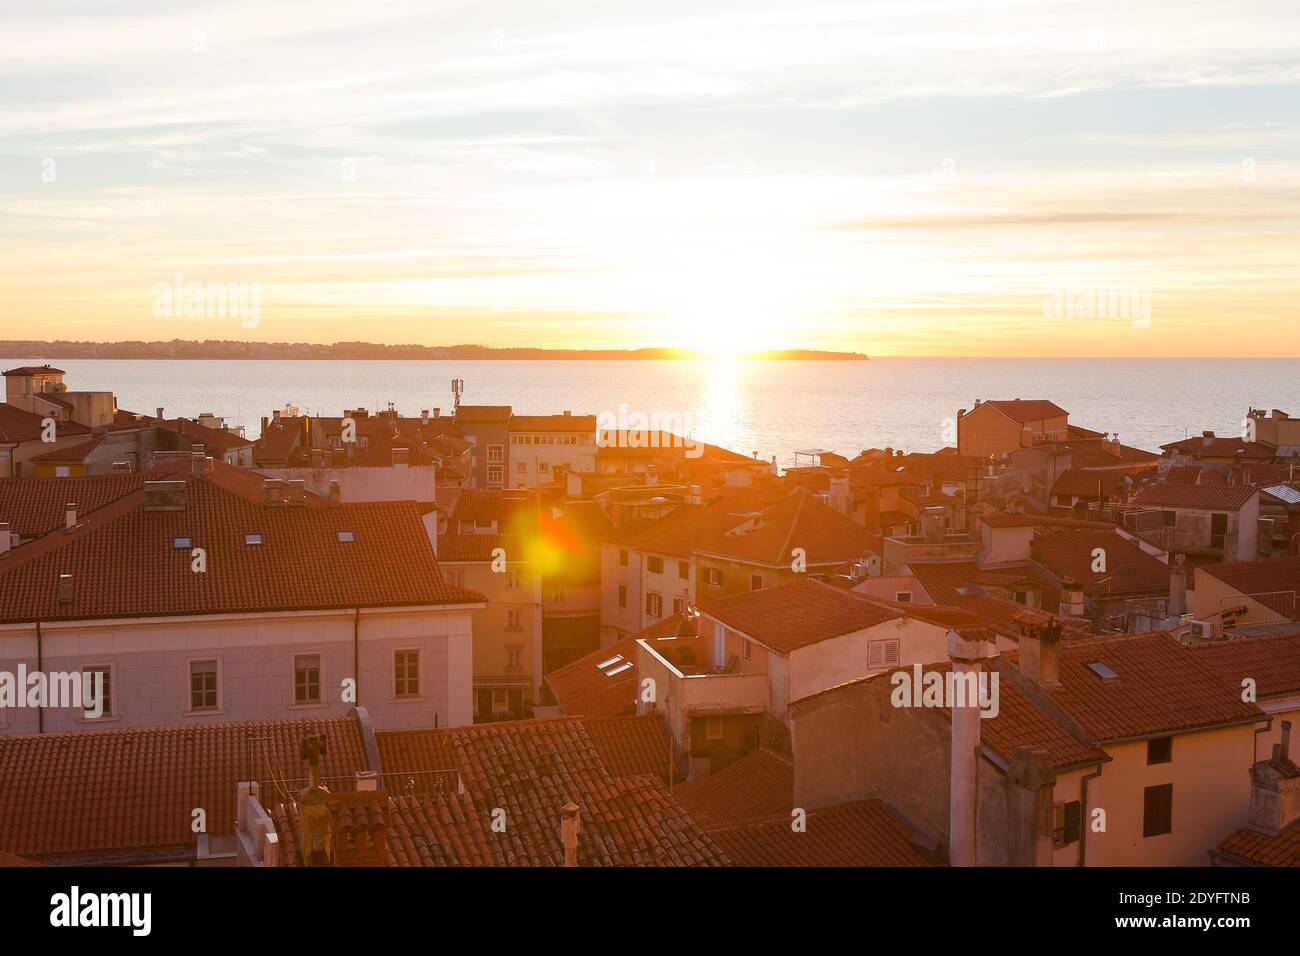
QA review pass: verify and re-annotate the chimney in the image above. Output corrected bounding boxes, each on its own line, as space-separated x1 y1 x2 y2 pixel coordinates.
65 502 77 529
328 480 341 507
560 802 581 867
272 409 281 423
155 406 165 421
1247 721 1300 836
355 770 380 792
1169 554 1187 617
432 407 440 418
263 479 287 508
0 522 10 555
143 479 187 512
1018 618 1061 687
686 484 703 506
1006 747 1057 866
298 733 333 867
285 479 307 507
1202 431 1214 447
948 627 998 867
1105 433 1122 457
191 447 208 476
311 447 324 469
58 572 74 603
421 409 430 426
261 416 269 435
1058 577 1085 618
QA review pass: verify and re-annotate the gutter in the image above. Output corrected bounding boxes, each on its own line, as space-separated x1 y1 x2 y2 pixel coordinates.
1078 762 1104 866
353 607 360 703
36 620 43 733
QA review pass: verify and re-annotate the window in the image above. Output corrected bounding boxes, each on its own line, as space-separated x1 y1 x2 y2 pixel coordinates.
646 592 663 617
1143 784 1173 837
647 556 664 574
705 567 722 587
486 445 503 463
704 716 724 741
1147 736 1173 765
618 549 628 567
1053 801 1082 847
516 461 526 473
744 638 753 661
81 665 113 719
446 568 465 588
487 465 503 485
173 536 192 549
895 591 912 603
244 533 262 545
506 608 522 630
673 597 685 615
294 654 322 705
506 645 523 672
678 561 689 579
867 639 900 669
1161 510 1176 527
506 569 521 590
750 574 763 591
394 650 420 698
190 660 219 711
618 584 627 608
538 462 549 473
551 586 565 601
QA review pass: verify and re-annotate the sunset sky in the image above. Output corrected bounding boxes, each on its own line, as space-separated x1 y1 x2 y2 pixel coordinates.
1 0 1298 356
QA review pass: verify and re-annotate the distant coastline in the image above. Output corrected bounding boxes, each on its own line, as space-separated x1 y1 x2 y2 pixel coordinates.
0 340 867 362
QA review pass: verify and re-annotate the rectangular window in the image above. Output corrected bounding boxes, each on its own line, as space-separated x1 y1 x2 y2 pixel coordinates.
394 650 420 698
744 638 753 661
618 549 628 567
646 592 663 617
190 660 219 711
446 568 465 588
1143 784 1173 837
704 716 724 741
1052 801 1081 847
506 569 521 590
895 591 912 603
1161 510 1176 527
750 574 763 591
678 561 689 579
516 461 527 472
647 556 664 574
673 597 685 615
294 654 321 705
506 645 523 672
705 567 722 587
506 608 522 630
867 639 900 669
1147 736 1173 765
486 445 503 463
487 465 503 485
618 584 628 608
538 462 549 473
81 665 113 719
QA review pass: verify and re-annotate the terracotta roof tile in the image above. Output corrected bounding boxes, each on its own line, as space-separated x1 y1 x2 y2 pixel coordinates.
700 578 902 654
1192 633 1300 698
672 749 794 829
1131 483 1258 510
1031 530 1170 597
0 473 144 539
708 799 936 866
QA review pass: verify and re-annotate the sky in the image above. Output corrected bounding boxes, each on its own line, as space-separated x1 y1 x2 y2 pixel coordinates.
1 0 1298 356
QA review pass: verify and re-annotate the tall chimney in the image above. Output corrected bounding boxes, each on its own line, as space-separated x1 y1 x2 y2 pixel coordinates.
421 409 430 426
65 502 77 529
1169 554 1187 617
948 626 998 867
156 406 165 421
1006 747 1057 866
328 480 341 507
560 801 581 867
1059 578 1085 618
1247 721 1300 836
1018 618 1061 687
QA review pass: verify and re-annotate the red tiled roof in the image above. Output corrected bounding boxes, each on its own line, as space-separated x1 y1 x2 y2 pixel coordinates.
1160 435 1276 460
0 404 91 444
1198 557 1300 615
437 532 524 563
1031 530 1171 597
708 800 936 866
0 473 144 539
166 418 252 450
3 365 65 376
1051 469 1130 500
907 561 981 604
454 405 512 422
582 715 673 783
694 487 876 566
546 616 687 719
700 578 901 654
0 850 42 866
1165 465 1202 484
1131 483 1258 510
1044 631 1264 740
29 434 105 462
673 749 794 829
983 400 1068 423
1216 823 1300 867
1193 633 1300 698
0 476 483 623
0 716 368 862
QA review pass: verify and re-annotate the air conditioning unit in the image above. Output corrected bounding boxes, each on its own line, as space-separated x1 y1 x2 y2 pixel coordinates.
1185 618 1212 640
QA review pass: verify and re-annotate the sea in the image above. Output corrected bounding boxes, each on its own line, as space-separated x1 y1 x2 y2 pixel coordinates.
3 357 1294 467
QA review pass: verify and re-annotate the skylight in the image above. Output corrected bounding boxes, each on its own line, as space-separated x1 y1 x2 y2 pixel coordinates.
336 530 355 542
605 662 633 677
173 537 192 549
245 533 263 545
1086 661 1119 681
596 654 624 670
